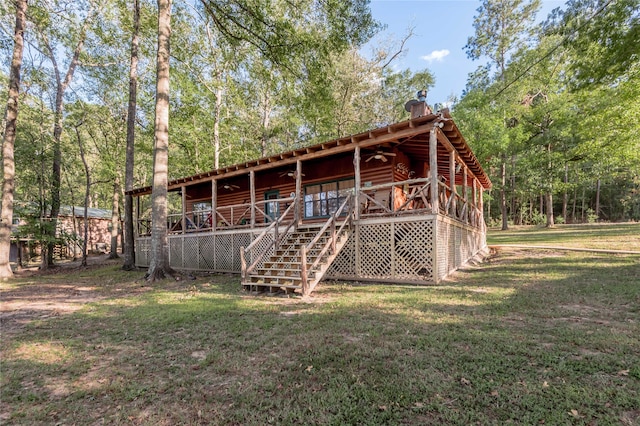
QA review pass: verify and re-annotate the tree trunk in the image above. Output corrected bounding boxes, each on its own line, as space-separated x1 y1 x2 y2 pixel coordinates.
123 0 140 271
42 10 93 269
0 0 27 279
539 194 544 218
213 85 223 169
545 192 554 228
260 91 271 157
75 125 90 267
562 163 568 222
510 154 516 224
500 158 508 230
64 174 79 260
595 178 601 222
581 187 586 222
571 186 577 223
109 177 120 259
147 0 176 281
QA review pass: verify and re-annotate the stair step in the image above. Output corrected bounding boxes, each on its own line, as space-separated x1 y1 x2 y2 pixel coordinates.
244 224 351 296
247 275 303 285
253 269 310 278
242 283 302 292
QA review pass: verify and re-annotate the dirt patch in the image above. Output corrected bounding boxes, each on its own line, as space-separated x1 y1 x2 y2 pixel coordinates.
1 255 127 335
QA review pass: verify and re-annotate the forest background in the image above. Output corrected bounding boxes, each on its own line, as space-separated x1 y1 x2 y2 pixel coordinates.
1 0 639 273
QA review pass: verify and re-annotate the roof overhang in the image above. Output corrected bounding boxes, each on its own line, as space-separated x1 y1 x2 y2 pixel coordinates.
127 110 492 196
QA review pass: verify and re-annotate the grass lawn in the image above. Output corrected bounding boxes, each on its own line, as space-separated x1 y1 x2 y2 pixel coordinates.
1 226 639 425
487 222 640 252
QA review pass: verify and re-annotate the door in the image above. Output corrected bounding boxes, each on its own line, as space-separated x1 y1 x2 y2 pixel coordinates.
264 190 280 223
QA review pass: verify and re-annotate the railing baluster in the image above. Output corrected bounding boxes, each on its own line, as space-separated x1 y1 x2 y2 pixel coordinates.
301 245 308 296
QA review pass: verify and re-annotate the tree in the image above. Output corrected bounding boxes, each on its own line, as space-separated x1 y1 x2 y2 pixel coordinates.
122 0 140 270
31 0 96 268
0 0 27 279
545 0 640 89
464 0 541 230
143 0 380 279
146 0 175 281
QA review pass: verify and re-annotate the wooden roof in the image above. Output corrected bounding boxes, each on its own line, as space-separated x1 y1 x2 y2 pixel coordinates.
127 109 492 196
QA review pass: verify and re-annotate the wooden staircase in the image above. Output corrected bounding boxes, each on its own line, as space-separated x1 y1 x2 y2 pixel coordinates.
241 194 354 296
242 226 350 295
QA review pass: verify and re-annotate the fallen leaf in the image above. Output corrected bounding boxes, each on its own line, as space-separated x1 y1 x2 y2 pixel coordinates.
460 377 471 386
490 390 499 397
542 381 549 388
617 369 630 376
569 409 582 418
414 402 424 408
378 405 387 411
305 365 313 372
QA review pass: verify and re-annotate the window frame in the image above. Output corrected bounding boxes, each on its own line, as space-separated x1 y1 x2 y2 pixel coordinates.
303 177 354 219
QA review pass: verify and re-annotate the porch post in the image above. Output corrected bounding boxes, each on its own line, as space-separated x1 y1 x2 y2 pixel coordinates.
449 152 456 216
354 146 361 221
479 186 485 230
136 196 140 236
295 159 302 225
212 179 217 231
250 170 256 227
463 166 468 202
429 128 439 214
472 178 478 210
181 186 186 234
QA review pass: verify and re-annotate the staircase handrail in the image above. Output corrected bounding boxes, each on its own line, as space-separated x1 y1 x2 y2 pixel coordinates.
305 193 354 272
242 197 296 277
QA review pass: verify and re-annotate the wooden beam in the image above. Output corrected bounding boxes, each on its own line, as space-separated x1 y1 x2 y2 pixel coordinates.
249 171 256 227
136 196 140 236
430 128 439 214
212 179 217 231
449 152 456 216
463 165 468 203
294 160 302 224
181 186 186 235
354 146 361 221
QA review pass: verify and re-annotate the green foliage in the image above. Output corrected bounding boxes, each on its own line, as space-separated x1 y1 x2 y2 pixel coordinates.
456 0 640 225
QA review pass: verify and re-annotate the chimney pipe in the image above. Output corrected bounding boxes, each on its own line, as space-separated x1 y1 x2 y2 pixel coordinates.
404 89 433 119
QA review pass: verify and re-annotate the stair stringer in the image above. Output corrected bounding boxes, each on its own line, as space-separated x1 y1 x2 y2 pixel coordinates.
303 230 351 296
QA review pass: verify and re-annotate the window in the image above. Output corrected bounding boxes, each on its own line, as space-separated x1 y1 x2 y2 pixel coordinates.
192 201 212 228
304 178 354 218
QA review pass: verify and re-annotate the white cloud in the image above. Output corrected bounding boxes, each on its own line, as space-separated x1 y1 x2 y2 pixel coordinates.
421 49 450 63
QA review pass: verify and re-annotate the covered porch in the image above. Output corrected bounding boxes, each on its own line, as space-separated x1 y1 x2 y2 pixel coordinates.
129 108 491 292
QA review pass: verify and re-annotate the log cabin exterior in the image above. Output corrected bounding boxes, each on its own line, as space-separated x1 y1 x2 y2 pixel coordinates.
127 105 491 295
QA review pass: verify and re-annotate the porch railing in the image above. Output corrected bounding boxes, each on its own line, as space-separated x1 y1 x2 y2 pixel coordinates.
357 177 483 227
239 198 298 280
135 178 483 238
301 193 354 295
137 196 295 236
359 177 433 216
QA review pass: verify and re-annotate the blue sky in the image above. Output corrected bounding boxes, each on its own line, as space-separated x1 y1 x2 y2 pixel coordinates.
366 0 565 106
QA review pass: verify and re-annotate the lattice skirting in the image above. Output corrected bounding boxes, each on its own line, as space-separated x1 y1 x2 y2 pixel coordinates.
134 229 283 272
135 216 486 282
327 217 436 283
436 216 485 282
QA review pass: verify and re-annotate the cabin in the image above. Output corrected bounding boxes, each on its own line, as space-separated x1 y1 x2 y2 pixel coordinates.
127 101 491 295
10 205 113 267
